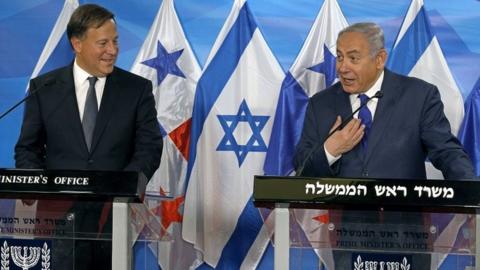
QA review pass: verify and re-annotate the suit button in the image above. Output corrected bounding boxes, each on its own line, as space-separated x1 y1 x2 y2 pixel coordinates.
362 170 368 177
88 159 94 164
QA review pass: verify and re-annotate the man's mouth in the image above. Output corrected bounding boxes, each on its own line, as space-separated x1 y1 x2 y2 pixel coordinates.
341 77 355 85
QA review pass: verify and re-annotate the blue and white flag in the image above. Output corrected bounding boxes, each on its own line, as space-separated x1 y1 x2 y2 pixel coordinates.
130 0 201 269
263 0 347 269
388 1 468 268
387 0 465 180
182 0 284 267
459 77 480 176
387 0 464 136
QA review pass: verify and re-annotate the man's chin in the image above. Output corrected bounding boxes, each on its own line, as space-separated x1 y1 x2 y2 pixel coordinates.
340 84 359 94
99 67 114 76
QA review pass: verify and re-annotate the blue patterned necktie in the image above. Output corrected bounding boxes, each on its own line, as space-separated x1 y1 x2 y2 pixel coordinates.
82 76 98 152
358 94 372 154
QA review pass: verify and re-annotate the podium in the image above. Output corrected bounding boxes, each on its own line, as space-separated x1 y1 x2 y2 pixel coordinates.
253 176 480 270
0 169 157 270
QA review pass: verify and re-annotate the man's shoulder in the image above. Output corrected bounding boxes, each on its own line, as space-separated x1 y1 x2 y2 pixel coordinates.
385 69 435 91
32 65 71 84
111 66 150 84
310 82 343 103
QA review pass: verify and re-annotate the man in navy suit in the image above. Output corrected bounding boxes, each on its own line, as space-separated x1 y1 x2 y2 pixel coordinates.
294 22 475 180
15 4 163 269
294 22 475 270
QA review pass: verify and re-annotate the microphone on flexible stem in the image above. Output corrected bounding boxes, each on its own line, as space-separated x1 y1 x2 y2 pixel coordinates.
295 90 384 177
0 78 56 121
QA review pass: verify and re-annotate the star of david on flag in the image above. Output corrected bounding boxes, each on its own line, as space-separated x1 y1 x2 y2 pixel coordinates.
217 100 269 166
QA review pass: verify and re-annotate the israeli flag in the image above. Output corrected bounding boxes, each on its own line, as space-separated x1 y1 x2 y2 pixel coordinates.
388 0 464 136
388 0 469 268
182 0 284 267
130 0 201 269
263 0 347 269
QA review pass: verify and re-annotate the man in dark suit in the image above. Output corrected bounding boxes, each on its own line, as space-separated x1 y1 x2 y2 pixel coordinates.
294 22 475 180
293 22 475 270
15 4 163 269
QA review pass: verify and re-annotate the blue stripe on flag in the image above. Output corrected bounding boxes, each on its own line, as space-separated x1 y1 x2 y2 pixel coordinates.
387 6 434 75
133 240 161 270
264 72 309 176
459 77 480 176
186 2 257 186
216 199 263 268
195 199 263 269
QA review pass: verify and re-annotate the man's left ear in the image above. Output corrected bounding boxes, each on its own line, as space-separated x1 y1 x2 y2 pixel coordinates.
376 49 387 69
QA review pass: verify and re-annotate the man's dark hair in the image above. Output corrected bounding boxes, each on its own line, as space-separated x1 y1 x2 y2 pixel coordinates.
67 4 115 41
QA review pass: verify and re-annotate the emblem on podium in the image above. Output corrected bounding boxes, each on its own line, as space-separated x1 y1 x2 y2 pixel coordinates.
1 241 50 270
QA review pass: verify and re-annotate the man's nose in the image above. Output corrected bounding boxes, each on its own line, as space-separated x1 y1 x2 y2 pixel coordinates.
106 42 118 54
336 60 349 73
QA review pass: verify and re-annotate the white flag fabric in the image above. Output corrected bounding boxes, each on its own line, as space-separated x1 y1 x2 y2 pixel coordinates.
182 0 284 267
130 0 201 269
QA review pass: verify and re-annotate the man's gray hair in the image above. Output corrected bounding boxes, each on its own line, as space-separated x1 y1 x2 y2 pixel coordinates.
338 22 385 56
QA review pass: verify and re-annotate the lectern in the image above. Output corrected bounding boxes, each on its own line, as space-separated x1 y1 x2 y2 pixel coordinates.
253 176 480 270
0 169 153 270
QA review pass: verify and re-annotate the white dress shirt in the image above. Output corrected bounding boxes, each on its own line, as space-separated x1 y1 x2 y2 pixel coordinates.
73 60 106 121
325 71 385 165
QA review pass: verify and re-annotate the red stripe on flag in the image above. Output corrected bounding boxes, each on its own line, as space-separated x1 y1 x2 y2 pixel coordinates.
312 213 329 224
169 118 192 160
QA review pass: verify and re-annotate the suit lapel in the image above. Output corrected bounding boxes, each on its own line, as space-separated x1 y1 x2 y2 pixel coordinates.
335 86 364 160
364 70 400 164
56 66 89 153
335 86 352 121
90 71 117 153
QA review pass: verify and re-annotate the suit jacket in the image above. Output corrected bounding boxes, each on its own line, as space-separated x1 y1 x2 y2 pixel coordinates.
294 69 475 180
15 64 163 179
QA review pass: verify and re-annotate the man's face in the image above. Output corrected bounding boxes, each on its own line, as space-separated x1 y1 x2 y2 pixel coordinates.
336 32 386 94
71 19 118 77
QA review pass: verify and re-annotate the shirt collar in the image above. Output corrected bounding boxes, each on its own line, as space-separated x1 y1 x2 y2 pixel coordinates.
360 70 384 98
73 59 107 87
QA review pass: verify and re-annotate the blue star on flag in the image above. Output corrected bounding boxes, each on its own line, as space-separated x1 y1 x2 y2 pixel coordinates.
217 100 269 167
308 44 337 87
141 41 185 85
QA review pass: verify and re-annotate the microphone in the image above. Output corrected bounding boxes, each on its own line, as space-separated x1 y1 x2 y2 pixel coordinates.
0 78 56 121
295 90 384 177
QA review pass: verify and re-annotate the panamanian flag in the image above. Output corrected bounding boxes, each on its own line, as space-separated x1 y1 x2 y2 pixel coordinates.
130 0 201 269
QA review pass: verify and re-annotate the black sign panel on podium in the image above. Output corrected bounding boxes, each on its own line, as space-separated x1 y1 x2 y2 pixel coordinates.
253 176 480 270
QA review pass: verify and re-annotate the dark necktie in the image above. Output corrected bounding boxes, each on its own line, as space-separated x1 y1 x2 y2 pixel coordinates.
358 94 372 154
82 76 98 152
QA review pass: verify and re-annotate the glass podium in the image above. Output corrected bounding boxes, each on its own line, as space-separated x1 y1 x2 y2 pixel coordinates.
0 169 168 270
254 176 480 270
